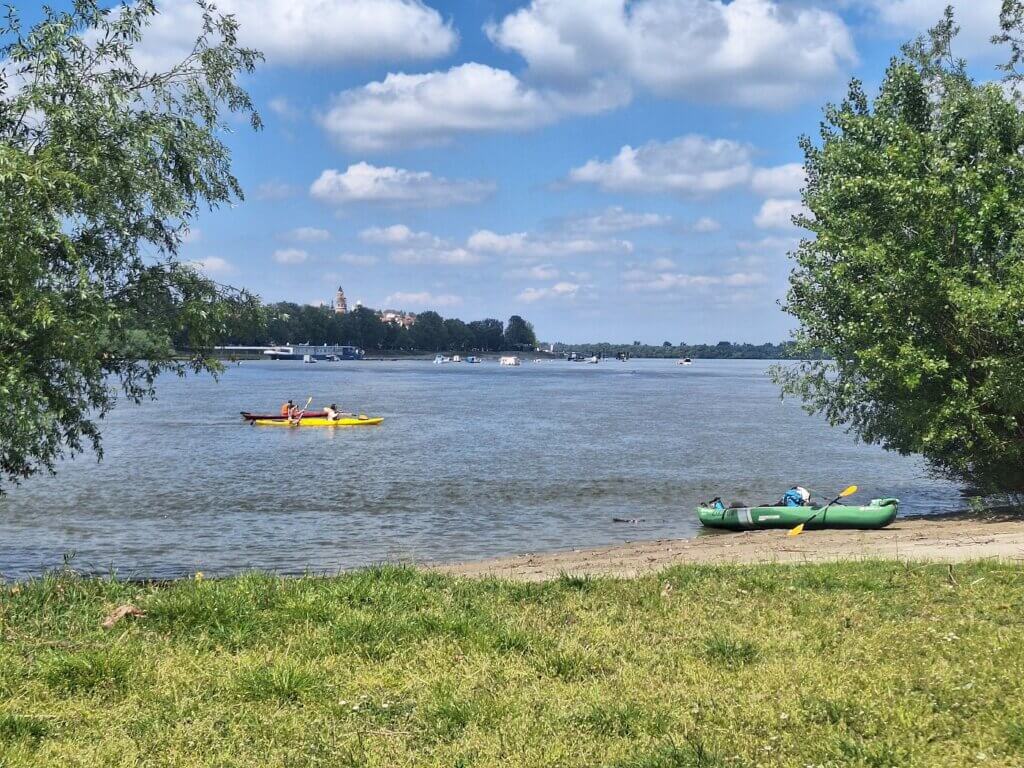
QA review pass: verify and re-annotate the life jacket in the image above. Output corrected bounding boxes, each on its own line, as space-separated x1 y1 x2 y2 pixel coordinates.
280 403 290 417
782 486 811 507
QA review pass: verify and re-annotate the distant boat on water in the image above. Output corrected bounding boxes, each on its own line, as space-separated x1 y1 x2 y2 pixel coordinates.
500 355 521 366
466 356 482 364
303 354 317 364
679 358 693 366
433 354 451 364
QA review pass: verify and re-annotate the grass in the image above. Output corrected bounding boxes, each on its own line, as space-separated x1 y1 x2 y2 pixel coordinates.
0 561 1022 766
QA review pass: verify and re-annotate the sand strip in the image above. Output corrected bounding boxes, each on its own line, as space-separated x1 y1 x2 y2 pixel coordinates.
434 516 1024 581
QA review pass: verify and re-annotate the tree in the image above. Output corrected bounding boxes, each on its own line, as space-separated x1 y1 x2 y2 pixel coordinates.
469 319 504 351
504 315 537 350
0 1 261 490
344 305 386 351
774 7 1024 491
381 321 411 351
443 318 473 352
410 311 448 351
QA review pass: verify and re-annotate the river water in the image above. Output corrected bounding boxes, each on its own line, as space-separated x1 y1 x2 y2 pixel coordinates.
0 359 962 580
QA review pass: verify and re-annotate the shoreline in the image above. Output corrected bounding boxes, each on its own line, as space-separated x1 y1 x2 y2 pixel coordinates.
434 514 1024 581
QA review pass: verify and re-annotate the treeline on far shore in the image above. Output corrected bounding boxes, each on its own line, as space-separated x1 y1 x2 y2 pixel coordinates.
220 302 538 353
554 341 823 359
215 301 818 358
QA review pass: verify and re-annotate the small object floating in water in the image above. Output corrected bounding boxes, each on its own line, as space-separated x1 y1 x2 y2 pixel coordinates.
612 517 645 524
696 498 898 531
253 416 384 427
678 358 693 365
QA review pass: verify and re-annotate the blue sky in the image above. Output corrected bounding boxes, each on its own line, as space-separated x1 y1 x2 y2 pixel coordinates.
19 0 1011 342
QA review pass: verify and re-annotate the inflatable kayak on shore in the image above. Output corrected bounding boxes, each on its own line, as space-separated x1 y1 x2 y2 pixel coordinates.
252 417 383 427
698 498 899 531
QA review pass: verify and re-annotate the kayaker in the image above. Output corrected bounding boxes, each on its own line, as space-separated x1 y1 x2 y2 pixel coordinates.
781 486 811 507
324 403 340 422
280 399 295 418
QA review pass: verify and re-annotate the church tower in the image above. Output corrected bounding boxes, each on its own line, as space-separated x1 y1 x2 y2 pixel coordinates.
334 286 348 314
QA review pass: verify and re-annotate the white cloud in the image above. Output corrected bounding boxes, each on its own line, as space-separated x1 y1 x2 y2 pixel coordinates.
692 216 721 233
189 256 234 275
356 225 481 264
738 235 800 258
570 136 806 202
755 198 804 229
384 291 462 308
268 96 301 121
273 248 309 265
319 62 626 151
337 253 378 266
864 0 1002 55
286 226 331 242
750 163 805 198
310 163 494 207
651 257 676 270
569 135 753 195
564 206 670 234
390 246 481 265
254 181 298 201
505 264 561 280
131 0 457 71
358 224 443 246
623 269 766 292
468 229 633 260
518 281 580 302
487 0 856 108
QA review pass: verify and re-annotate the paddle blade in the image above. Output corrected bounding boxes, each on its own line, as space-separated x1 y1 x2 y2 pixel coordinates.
787 523 806 537
840 484 858 497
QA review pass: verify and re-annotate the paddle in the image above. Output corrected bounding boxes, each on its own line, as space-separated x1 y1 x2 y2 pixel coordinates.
292 396 313 426
787 485 858 537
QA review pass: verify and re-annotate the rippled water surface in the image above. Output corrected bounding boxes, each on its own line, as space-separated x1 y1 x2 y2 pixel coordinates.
0 359 962 579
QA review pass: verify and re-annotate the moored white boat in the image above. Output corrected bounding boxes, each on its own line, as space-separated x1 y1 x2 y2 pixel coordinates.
499 355 521 366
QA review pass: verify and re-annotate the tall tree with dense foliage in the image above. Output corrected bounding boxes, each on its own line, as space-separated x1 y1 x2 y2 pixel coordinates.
0 1 261 489
409 311 448 352
775 6 1024 491
504 315 537 350
469 319 505 352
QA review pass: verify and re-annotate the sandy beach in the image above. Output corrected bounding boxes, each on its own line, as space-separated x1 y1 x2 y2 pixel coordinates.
435 514 1024 581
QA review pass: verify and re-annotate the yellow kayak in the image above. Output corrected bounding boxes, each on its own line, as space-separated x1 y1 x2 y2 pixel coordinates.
252 417 383 427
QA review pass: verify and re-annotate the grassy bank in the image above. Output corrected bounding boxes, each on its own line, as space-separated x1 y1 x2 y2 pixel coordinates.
1 562 1022 767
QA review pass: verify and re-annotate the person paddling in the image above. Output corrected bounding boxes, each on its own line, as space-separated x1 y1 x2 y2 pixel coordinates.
280 399 295 418
324 403 340 422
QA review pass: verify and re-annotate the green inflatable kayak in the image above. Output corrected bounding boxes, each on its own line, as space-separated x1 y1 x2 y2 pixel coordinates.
697 498 899 531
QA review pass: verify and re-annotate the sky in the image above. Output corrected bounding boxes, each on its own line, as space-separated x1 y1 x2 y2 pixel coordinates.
13 0 1014 343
